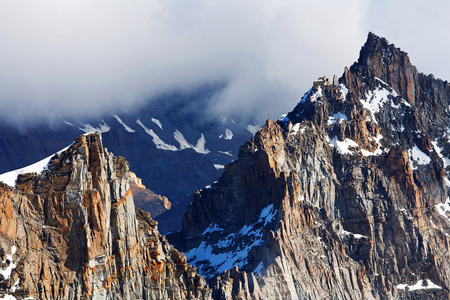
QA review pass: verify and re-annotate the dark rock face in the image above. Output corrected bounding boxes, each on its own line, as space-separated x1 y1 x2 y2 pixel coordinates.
0 133 211 299
169 33 450 299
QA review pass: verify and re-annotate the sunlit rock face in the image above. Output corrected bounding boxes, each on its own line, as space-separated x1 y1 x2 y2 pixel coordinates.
0 133 211 300
170 33 450 299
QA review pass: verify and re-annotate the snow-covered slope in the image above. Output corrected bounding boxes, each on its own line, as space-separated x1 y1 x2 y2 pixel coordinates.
0 146 70 187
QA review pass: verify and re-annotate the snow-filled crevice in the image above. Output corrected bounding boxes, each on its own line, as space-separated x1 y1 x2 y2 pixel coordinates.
112 114 135 133
136 119 178 151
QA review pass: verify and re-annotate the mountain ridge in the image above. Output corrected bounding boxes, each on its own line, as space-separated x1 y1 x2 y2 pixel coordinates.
168 32 450 299
1 32 450 299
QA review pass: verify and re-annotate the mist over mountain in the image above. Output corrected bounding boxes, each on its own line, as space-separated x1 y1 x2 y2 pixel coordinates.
0 1 449 126
0 84 259 233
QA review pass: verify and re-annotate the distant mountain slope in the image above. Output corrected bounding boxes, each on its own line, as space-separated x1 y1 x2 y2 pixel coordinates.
169 33 450 299
0 86 258 233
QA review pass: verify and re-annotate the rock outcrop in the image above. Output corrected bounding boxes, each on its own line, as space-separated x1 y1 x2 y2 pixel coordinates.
0 133 211 300
170 33 450 299
129 171 171 219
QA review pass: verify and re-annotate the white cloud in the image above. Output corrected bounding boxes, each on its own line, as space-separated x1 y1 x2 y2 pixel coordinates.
0 0 447 124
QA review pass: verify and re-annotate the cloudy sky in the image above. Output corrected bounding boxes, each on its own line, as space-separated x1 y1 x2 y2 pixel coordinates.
0 0 448 125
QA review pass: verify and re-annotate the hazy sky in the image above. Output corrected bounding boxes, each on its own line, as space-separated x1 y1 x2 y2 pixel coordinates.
0 0 448 125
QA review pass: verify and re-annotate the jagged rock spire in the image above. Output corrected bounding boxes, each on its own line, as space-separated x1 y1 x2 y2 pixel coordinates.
172 32 450 299
343 32 419 105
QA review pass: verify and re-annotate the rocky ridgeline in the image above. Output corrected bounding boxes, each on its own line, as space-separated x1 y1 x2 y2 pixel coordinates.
170 33 450 299
0 133 210 299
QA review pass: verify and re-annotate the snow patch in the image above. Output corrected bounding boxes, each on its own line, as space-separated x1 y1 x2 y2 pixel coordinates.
192 133 210 154
253 262 264 275
112 114 135 133
408 145 431 169
342 230 368 240
138 120 211 154
397 279 442 291
186 233 264 278
151 118 163 130
202 223 223 235
290 123 302 135
246 124 260 135
328 137 359 155
310 87 322 102
359 79 405 124
360 88 391 124
298 88 312 104
63 120 74 126
259 204 277 226
175 132 210 154
0 146 70 187
339 84 348 100
136 119 178 151
0 246 27 299
361 134 384 156
224 129 233 140
436 197 450 220
328 134 384 157
430 219 439 230
432 141 450 167
279 114 288 122
79 121 110 134
174 130 192 150
218 151 233 157
213 164 225 170
327 112 348 125
0 246 16 280
374 77 398 97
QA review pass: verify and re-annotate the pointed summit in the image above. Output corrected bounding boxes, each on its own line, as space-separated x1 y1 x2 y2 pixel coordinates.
355 32 404 69
343 32 419 105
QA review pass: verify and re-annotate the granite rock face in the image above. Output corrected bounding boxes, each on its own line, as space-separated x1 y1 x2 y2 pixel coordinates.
0 133 211 300
171 33 450 299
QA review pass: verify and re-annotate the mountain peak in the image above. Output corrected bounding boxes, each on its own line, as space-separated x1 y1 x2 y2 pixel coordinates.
343 32 419 105
355 32 405 69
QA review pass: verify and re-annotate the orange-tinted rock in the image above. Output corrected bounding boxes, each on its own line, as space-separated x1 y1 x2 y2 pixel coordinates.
0 133 211 299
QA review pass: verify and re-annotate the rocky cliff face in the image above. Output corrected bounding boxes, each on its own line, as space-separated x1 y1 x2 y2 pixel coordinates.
0 133 211 300
170 33 450 299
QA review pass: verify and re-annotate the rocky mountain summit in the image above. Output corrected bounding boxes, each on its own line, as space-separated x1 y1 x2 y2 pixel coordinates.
0 133 210 299
169 33 450 299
